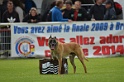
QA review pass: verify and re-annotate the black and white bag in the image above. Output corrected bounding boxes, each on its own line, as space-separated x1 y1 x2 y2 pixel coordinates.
39 59 68 74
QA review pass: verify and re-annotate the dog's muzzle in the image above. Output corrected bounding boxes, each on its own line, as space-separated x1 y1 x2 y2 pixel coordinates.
50 43 56 50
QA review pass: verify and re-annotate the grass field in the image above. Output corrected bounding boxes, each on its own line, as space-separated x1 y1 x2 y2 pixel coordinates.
0 57 124 82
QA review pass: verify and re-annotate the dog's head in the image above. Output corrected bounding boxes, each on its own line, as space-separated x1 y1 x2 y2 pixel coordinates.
48 35 58 50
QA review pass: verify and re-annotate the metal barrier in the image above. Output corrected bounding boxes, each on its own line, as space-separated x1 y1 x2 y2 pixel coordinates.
0 25 11 58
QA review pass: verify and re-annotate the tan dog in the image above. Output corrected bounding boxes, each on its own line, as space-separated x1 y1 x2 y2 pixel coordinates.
48 35 88 74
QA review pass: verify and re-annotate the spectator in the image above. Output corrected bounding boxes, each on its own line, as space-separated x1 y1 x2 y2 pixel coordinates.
11 0 25 22
111 0 123 19
104 1 116 20
0 0 8 22
71 0 95 4
0 0 3 22
0 0 3 5
90 0 106 20
2 1 20 22
23 7 40 23
50 0 72 22
21 0 37 14
70 1 89 21
41 0 55 18
62 0 74 19
43 1 56 21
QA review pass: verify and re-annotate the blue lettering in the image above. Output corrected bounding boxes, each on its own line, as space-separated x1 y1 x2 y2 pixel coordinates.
41 27 45 33
104 23 108 31
31 27 34 33
95 23 99 31
64 24 70 32
47 26 51 33
72 24 89 32
99 23 104 31
110 23 114 30
91 23 95 31
30 26 44 33
116 22 124 30
91 23 108 31
14 26 28 34
47 25 62 33
116 22 120 30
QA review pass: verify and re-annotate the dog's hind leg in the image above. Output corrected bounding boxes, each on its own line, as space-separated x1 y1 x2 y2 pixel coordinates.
79 57 87 73
69 53 76 74
76 50 87 73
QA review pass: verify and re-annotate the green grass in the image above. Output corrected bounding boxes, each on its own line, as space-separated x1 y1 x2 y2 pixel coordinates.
0 57 124 82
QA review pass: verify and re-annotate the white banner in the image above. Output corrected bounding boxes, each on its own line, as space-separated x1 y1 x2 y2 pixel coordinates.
11 20 124 58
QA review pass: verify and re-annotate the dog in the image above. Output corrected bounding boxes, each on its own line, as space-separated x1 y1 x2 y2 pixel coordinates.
48 35 88 74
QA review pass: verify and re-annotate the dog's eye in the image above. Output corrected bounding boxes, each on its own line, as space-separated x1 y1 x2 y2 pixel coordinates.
49 40 52 44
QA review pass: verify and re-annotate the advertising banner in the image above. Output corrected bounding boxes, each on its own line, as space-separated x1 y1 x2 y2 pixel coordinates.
11 20 124 58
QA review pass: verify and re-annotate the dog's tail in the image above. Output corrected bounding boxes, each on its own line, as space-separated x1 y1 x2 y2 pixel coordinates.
80 48 89 62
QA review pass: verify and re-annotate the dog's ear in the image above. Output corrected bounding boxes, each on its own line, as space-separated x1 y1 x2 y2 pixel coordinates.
49 35 52 39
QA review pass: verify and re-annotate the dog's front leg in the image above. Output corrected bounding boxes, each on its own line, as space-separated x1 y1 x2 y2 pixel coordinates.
51 52 57 60
51 51 55 60
58 57 62 75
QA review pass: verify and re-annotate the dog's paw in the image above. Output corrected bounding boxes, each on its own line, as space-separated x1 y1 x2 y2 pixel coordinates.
53 56 57 60
50 56 55 60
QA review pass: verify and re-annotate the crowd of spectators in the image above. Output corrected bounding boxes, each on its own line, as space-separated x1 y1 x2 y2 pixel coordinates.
0 0 123 23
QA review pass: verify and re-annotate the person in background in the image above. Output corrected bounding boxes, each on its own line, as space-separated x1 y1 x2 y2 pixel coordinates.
41 0 56 21
110 0 123 19
50 0 72 22
2 0 20 22
90 0 106 20
23 7 40 23
62 0 74 19
21 0 37 14
0 0 3 22
71 0 95 4
42 1 56 21
0 0 3 6
104 1 116 20
11 0 25 22
0 0 9 22
70 1 89 21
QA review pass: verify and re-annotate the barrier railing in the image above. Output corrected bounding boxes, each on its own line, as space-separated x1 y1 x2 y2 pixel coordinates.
0 25 11 58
